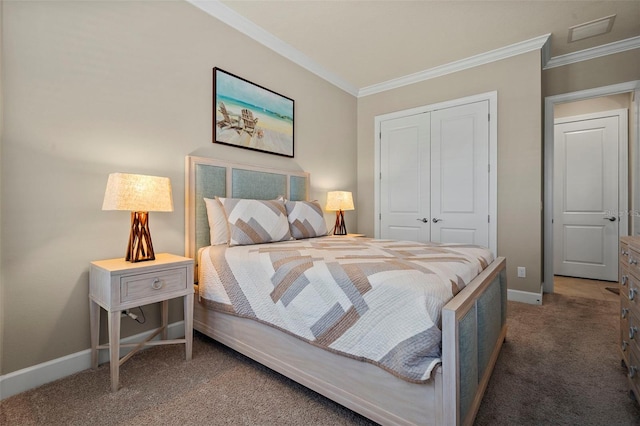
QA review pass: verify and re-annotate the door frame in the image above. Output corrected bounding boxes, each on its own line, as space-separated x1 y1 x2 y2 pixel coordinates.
374 91 498 255
543 80 640 293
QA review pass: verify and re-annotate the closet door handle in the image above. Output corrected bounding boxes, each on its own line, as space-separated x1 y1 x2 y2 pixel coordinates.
416 218 429 223
432 218 443 223
603 216 617 222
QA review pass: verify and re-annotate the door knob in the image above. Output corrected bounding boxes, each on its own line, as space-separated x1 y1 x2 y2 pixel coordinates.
603 216 617 221
416 218 428 223
432 218 443 223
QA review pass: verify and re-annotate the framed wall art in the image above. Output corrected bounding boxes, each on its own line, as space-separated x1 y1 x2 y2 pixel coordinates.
213 68 295 158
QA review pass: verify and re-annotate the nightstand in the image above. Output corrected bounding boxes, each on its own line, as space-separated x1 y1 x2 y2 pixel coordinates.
89 253 194 391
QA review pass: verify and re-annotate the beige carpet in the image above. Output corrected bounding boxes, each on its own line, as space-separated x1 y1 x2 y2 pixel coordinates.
2 293 640 425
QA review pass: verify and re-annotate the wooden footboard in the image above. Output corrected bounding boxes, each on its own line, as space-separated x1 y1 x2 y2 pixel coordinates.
192 257 506 426
442 256 507 425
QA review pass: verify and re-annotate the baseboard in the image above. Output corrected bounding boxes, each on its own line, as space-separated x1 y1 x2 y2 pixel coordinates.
0 321 186 400
508 287 543 305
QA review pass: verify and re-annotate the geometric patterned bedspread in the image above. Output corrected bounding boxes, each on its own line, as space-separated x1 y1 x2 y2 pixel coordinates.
198 237 494 383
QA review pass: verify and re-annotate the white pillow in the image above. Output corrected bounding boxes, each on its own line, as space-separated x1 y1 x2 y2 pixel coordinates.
217 197 292 246
285 200 328 239
203 197 229 245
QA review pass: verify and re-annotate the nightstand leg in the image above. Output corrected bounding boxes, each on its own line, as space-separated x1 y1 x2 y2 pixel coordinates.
161 300 169 340
89 299 100 369
107 310 121 392
184 292 194 360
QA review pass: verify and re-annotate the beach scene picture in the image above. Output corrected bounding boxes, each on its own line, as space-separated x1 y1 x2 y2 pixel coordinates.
213 68 294 157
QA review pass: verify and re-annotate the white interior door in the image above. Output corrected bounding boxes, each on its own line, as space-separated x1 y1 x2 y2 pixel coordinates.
380 114 431 242
431 101 490 246
554 114 620 281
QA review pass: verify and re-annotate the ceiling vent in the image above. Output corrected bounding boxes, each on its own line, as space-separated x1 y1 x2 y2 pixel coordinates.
568 15 616 43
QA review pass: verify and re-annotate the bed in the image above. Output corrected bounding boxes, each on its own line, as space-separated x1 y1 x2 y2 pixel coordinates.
184 156 507 426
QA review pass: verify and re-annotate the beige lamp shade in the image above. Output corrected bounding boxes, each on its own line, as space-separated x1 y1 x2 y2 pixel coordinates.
102 173 173 262
102 173 173 212
325 191 354 212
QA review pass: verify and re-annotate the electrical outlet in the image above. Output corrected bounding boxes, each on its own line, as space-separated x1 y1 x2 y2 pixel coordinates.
517 267 526 278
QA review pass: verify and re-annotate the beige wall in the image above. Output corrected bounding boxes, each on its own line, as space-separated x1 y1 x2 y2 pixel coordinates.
0 1 356 374
554 93 632 118
543 49 640 97
357 51 543 294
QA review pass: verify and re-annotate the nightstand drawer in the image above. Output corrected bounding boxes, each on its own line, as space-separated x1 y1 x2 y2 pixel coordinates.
120 267 188 303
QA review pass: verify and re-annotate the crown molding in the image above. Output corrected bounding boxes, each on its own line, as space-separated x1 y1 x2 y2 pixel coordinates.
358 34 551 97
544 35 640 70
186 0 359 96
188 2 638 97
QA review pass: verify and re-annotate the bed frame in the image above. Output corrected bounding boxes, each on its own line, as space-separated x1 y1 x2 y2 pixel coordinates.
185 156 507 426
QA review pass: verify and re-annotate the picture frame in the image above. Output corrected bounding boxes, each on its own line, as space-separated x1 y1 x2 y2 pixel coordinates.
213 68 295 158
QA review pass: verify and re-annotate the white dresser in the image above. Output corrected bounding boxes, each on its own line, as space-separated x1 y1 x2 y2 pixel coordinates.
619 236 640 402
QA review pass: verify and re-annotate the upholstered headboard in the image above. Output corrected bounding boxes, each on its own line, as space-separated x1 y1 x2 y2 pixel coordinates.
184 156 310 271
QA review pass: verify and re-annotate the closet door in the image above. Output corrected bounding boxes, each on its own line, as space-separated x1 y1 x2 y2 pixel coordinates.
431 101 490 246
380 114 431 242
379 100 490 247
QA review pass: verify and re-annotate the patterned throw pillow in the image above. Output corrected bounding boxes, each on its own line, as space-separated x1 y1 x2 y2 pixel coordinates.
285 200 328 239
217 197 292 246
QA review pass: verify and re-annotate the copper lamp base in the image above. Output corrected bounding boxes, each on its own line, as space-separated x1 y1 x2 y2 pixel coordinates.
333 210 348 235
126 211 155 262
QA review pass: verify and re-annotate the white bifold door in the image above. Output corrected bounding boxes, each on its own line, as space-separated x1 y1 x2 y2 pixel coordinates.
553 113 621 281
380 101 490 248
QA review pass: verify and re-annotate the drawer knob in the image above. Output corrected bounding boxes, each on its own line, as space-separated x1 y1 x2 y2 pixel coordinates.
622 275 628 286
630 288 638 301
630 326 638 340
151 278 163 290
622 308 629 319
631 259 638 265
630 366 638 379
622 341 629 352
622 249 629 255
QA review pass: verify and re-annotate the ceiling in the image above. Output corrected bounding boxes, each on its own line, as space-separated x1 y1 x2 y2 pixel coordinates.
211 1 640 94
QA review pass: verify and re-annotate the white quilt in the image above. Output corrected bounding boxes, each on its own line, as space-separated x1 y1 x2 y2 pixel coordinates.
198 237 493 383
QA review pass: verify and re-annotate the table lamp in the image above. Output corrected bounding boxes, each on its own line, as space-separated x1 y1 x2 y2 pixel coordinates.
102 173 173 262
325 191 354 235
